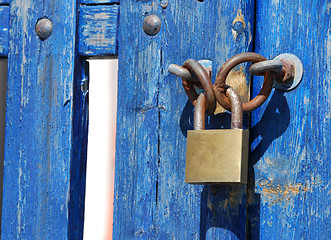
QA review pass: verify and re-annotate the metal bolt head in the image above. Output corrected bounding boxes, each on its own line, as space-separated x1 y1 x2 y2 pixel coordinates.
273 53 303 91
35 18 53 40
143 15 161 36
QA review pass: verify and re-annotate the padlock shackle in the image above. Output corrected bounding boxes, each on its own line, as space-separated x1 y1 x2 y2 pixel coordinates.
194 93 206 130
225 87 243 129
193 87 243 130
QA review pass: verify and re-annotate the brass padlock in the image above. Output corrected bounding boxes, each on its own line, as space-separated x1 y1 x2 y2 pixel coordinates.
185 87 249 184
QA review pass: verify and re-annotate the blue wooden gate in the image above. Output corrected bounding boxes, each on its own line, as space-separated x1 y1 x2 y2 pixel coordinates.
0 0 330 239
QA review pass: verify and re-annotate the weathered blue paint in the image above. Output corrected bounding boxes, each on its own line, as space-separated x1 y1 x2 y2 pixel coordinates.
81 0 119 4
0 1 10 5
0 59 7 236
1 0 88 239
1 0 328 239
113 1 161 238
0 4 120 58
248 0 331 239
78 5 119 57
0 6 9 57
113 0 254 239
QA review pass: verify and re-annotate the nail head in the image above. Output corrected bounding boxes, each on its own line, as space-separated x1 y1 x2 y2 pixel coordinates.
35 18 53 40
143 15 161 36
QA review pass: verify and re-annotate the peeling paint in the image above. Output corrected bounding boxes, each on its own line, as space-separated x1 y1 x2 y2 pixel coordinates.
231 10 246 42
207 195 213 211
232 10 246 29
260 182 310 206
78 5 119 56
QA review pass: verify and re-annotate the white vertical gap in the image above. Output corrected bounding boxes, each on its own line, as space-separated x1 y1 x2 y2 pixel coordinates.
0 59 7 235
84 59 118 240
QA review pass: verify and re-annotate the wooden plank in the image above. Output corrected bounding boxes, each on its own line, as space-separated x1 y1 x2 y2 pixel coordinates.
114 0 254 239
1 0 88 239
113 1 161 238
0 6 9 57
248 0 331 239
159 1 254 239
0 1 10 5
81 0 119 4
0 59 7 235
78 5 119 57
0 5 120 57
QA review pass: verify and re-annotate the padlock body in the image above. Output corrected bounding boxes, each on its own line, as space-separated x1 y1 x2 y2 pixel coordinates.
185 129 249 184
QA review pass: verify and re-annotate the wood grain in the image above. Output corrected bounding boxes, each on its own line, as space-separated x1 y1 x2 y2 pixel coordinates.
78 5 119 57
1 0 327 238
113 1 161 238
248 0 331 239
0 4 120 57
1 0 88 238
113 0 254 239
0 6 9 57
0 1 10 5
81 0 119 4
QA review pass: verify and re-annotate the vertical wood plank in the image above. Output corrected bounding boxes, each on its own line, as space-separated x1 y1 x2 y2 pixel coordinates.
160 1 254 239
114 0 254 239
113 0 161 239
0 6 9 57
248 0 331 239
0 59 7 235
1 0 88 239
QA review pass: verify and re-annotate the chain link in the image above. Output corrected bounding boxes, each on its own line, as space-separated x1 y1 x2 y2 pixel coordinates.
169 52 295 114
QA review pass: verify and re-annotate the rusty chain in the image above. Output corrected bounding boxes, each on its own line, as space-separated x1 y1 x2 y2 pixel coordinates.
194 87 243 130
181 59 216 115
169 52 295 114
214 52 273 112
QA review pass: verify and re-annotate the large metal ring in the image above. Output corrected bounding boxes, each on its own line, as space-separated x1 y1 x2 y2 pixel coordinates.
214 52 273 113
182 59 216 115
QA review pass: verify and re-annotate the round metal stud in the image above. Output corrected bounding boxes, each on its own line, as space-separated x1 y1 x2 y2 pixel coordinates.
35 18 53 40
273 53 303 91
143 15 161 36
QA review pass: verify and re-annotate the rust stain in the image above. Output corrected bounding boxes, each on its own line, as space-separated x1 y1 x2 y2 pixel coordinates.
261 183 309 206
222 198 229 209
207 195 213 211
218 188 244 209
215 69 248 114
232 10 246 28
231 10 247 42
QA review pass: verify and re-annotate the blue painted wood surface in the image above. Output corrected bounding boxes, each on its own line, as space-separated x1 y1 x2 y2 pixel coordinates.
0 4 120 57
248 1 331 239
0 59 7 235
0 6 9 57
78 5 119 57
0 0 328 239
1 0 88 239
81 0 119 4
113 0 254 239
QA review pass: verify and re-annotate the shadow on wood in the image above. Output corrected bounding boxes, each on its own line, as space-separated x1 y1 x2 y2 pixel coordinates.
200 185 247 240
179 90 290 239
247 90 290 239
